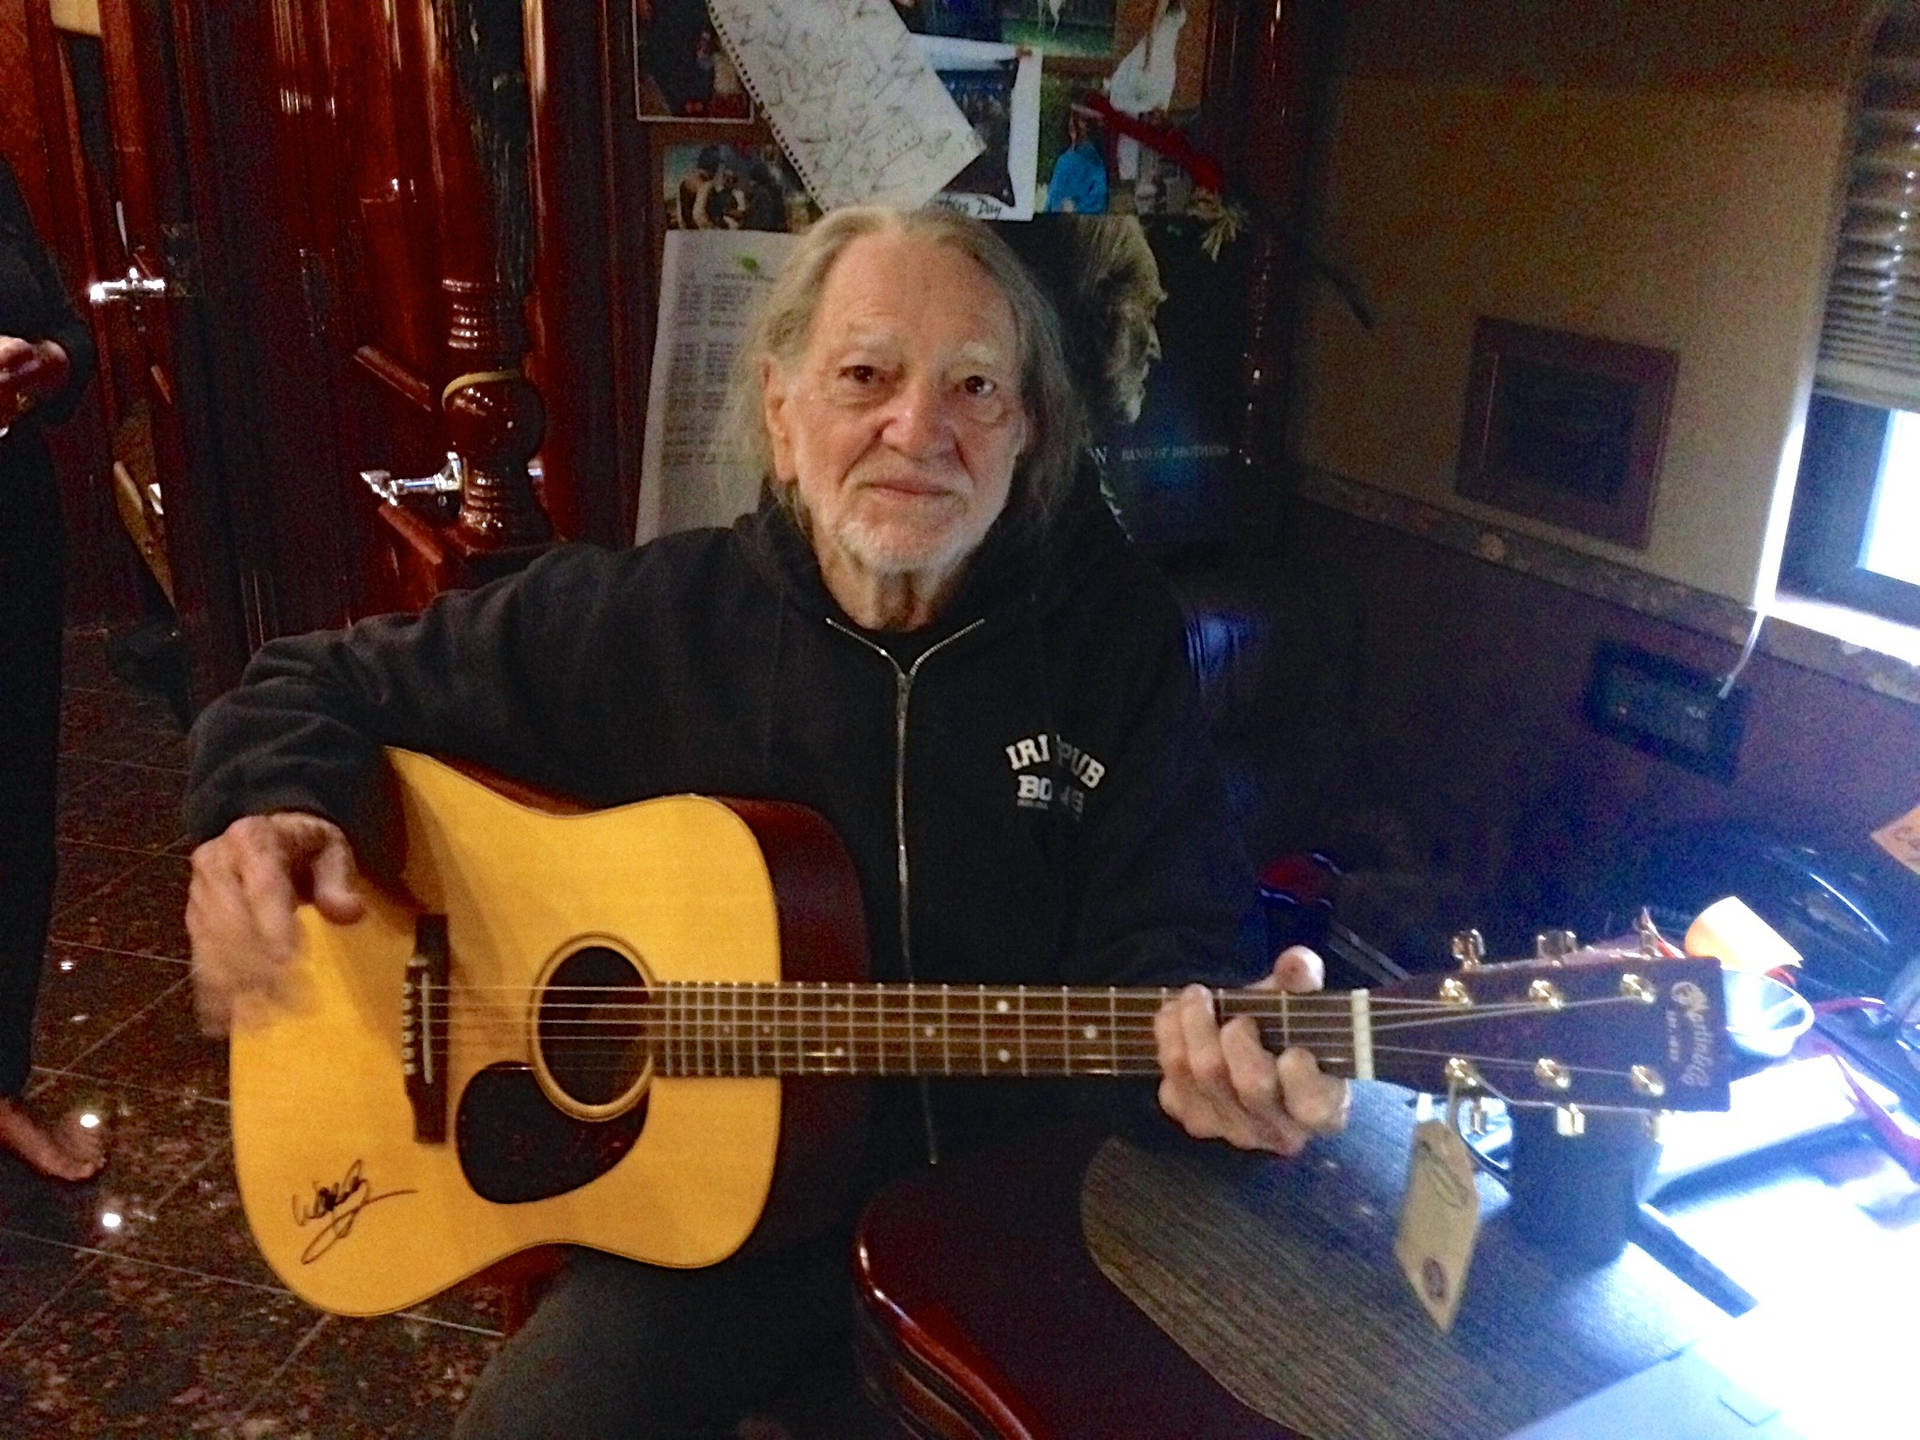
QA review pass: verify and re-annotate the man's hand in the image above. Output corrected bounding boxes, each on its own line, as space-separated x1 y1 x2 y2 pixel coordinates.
186 812 365 1036
1153 946 1352 1155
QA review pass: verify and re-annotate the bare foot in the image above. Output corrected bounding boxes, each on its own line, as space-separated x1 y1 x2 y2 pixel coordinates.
0 1096 106 1182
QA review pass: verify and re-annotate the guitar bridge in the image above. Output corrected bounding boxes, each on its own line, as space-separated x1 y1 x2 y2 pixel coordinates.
401 915 450 1143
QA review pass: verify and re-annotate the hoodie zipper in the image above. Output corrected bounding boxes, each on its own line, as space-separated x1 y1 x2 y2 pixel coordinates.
825 614 986 1165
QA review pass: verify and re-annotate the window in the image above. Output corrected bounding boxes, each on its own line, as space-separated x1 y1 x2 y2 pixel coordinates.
1779 5 1920 628
1781 393 1920 626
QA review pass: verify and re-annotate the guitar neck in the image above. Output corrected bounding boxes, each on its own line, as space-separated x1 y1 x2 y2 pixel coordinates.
639 983 1366 1080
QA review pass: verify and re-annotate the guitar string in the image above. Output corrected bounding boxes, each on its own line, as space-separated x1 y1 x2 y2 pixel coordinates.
400 1042 1649 1080
427 995 1642 1035
429 988 1650 1017
440 983 1628 1011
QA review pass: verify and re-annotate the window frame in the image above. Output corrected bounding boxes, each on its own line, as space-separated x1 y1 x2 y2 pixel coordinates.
1780 391 1920 627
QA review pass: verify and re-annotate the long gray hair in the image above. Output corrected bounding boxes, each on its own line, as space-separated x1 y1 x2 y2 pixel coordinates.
724 206 1086 536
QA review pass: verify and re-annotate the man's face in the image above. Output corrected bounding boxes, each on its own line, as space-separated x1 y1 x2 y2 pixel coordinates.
762 232 1030 604
1106 255 1165 426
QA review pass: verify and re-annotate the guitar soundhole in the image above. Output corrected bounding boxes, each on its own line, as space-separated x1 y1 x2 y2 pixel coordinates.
537 944 650 1109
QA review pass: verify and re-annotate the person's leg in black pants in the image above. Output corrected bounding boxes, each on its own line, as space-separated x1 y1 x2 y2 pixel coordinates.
454 1230 888 1440
0 453 100 1179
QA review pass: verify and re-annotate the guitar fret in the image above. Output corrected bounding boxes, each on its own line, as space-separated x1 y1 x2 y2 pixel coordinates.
1108 987 1117 1076
906 985 915 1074
1018 984 1028 1076
942 984 952 1076
1060 985 1071 1076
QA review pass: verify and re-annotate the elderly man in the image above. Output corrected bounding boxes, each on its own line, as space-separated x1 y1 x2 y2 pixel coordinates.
183 206 1346 1438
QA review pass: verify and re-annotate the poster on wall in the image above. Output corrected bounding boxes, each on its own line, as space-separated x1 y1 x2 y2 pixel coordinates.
998 212 1249 558
918 36 1041 220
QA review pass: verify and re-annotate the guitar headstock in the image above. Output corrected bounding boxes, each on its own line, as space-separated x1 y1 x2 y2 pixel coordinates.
1366 938 1731 1114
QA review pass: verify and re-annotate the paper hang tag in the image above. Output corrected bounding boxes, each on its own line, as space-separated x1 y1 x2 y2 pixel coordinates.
1872 801 1920 879
1394 1118 1482 1333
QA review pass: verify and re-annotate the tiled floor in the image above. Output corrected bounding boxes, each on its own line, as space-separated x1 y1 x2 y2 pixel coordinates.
0 628 502 1438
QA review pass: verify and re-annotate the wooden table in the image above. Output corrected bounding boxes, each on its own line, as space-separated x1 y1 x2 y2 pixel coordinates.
854 1085 1726 1440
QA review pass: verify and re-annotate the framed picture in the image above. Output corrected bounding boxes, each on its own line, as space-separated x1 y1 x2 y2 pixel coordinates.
1456 318 1677 549
634 0 752 120
659 141 818 234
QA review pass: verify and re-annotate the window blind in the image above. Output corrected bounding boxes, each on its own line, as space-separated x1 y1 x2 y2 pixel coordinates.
1816 9 1920 413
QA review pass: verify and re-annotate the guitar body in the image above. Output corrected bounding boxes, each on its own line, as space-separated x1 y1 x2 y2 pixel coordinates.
230 749 867 1316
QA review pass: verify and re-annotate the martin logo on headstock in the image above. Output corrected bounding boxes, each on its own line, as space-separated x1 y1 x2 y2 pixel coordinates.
1666 978 1719 1090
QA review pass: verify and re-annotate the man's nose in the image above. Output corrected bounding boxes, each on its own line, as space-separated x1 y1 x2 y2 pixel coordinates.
879 376 957 456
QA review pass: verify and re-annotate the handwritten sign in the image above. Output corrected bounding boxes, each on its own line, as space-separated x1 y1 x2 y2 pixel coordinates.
706 0 980 211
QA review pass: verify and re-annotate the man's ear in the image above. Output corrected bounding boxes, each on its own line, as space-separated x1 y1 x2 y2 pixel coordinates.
761 358 796 481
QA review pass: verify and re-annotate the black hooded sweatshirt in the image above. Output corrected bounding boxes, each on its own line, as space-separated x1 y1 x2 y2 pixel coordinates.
184 475 1264 1172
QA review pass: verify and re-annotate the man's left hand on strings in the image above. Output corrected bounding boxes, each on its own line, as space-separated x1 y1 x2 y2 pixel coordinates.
1154 946 1352 1155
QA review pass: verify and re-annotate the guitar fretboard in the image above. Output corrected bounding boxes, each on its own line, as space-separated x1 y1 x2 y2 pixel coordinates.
540 982 1366 1080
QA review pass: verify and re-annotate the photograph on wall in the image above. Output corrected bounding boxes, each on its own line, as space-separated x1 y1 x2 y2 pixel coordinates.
662 143 820 232
1115 108 1200 214
919 36 1041 220
1035 75 1108 214
998 0 1119 57
891 0 1005 42
634 0 752 120
998 212 1250 558
1102 0 1204 194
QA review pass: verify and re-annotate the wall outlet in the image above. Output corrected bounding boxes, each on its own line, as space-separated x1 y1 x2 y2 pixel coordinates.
1585 640 1748 782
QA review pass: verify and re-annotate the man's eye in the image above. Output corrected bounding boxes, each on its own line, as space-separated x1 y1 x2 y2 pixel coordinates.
840 365 878 384
962 375 998 397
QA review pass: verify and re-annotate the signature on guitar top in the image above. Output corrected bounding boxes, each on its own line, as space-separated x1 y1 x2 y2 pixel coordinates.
228 748 1733 1316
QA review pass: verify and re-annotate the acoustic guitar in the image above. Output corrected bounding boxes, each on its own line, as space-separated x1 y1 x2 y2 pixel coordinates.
229 748 1731 1316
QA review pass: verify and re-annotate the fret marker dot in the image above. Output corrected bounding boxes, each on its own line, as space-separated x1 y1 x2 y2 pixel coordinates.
995 999 1010 1013
832 1046 845 1058
996 1048 1011 1063
922 1025 936 1038
1083 1025 1098 1040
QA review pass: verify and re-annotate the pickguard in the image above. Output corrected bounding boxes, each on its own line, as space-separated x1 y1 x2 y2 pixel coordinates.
455 1063 648 1204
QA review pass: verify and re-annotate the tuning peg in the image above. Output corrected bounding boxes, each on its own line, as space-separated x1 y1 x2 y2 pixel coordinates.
1450 929 1486 970
1554 1104 1587 1138
1636 908 1663 956
1534 1057 1573 1092
1534 929 1578 962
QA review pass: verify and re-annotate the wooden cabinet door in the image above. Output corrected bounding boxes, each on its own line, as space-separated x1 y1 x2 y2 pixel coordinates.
79 0 249 699
74 0 570 695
